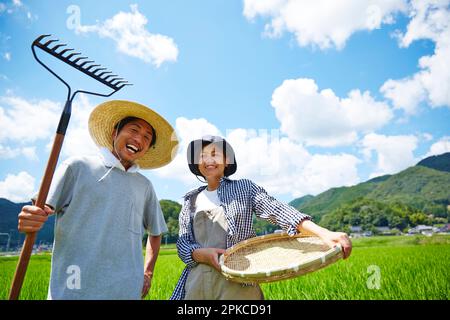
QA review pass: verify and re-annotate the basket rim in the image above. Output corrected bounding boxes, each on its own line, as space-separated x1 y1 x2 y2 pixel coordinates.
219 232 342 280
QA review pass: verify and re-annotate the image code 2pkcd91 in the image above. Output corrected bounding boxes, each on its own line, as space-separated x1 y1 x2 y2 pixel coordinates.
220 304 272 315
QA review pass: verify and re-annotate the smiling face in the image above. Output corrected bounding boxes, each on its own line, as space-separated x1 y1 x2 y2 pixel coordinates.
198 143 228 183
111 118 153 170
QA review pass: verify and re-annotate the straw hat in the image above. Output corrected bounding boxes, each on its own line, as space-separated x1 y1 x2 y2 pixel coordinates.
88 100 178 169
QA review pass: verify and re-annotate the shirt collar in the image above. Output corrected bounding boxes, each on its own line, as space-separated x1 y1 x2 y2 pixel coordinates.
184 186 207 200
98 147 140 173
183 176 232 199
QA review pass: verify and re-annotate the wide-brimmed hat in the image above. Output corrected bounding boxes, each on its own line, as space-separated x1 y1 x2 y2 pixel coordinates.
88 100 178 169
187 135 237 177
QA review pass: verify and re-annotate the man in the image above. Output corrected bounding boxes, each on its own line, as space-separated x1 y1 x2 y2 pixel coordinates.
18 100 178 299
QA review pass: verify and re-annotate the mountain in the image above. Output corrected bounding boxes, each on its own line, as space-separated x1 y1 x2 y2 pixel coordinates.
416 152 450 172
292 178 387 221
366 166 450 208
0 198 56 249
289 195 314 209
291 153 450 230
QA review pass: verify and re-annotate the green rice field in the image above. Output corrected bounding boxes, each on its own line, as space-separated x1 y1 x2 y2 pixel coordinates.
1 235 449 300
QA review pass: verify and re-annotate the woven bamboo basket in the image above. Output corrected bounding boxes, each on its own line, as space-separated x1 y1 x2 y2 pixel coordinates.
219 232 343 283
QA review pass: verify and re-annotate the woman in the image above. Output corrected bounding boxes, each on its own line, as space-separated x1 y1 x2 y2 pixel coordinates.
171 135 352 300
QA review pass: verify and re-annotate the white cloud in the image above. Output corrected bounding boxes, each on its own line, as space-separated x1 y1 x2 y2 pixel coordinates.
380 76 426 114
0 94 99 161
0 144 37 160
0 144 20 159
60 94 98 158
381 0 450 114
422 132 434 141
12 0 22 7
271 78 393 147
294 153 361 197
21 147 37 160
0 171 35 202
227 128 361 197
397 0 449 47
243 0 407 49
76 4 178 67
3 52 11 61
0 96 61 143
361 133 419 177
0 0 35 21
155 117 223 187
425 136 450 157
155 117 362 198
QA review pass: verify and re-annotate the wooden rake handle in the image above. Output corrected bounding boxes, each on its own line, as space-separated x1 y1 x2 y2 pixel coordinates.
8 133 65 300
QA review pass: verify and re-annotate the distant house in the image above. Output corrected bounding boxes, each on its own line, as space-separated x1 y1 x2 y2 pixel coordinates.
349 226 365 238
350 226 362 233
438 224 450 233
417 225 433 232
374 226 401 236
375 226 390 233
408 225 434 235
349 226 376 238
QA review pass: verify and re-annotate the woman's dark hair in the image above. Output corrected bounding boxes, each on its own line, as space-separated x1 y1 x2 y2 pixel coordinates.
187 135 237 178
114 116 156 147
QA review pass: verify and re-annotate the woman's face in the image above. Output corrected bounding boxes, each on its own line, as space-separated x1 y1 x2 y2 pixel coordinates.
198 143 227 181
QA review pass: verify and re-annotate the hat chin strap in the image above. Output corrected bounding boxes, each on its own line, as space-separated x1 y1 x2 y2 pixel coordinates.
99 126 132 182
112 126 123 163
98 127 123 182
98 165 115 182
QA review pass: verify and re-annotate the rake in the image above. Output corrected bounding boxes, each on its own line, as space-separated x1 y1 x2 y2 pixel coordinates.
8 34 131 300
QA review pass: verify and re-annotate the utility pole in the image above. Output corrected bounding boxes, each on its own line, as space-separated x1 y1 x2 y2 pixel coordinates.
0 233 10 253
6 232 10 252
9 229 16 252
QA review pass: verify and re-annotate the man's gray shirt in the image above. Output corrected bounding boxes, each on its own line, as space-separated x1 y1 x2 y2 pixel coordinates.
44 149 167 299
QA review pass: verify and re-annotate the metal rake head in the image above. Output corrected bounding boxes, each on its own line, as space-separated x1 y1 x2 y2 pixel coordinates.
32 34 131 92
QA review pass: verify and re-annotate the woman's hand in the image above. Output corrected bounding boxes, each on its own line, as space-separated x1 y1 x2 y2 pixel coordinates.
192 247 226 272
298 219 352 259
320 231 352 259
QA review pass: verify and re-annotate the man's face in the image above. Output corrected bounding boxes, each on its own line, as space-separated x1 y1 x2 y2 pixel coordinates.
111 118 153 167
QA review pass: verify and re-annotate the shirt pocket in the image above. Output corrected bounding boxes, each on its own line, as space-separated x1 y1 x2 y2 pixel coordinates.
128 202 144 235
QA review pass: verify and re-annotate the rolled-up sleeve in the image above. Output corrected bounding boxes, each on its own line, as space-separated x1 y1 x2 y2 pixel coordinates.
176 201 202 268
250 180 311 236
143 181 168 236
33 160 74 214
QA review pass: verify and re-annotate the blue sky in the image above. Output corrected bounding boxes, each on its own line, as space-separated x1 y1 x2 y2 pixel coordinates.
0 0 449 204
